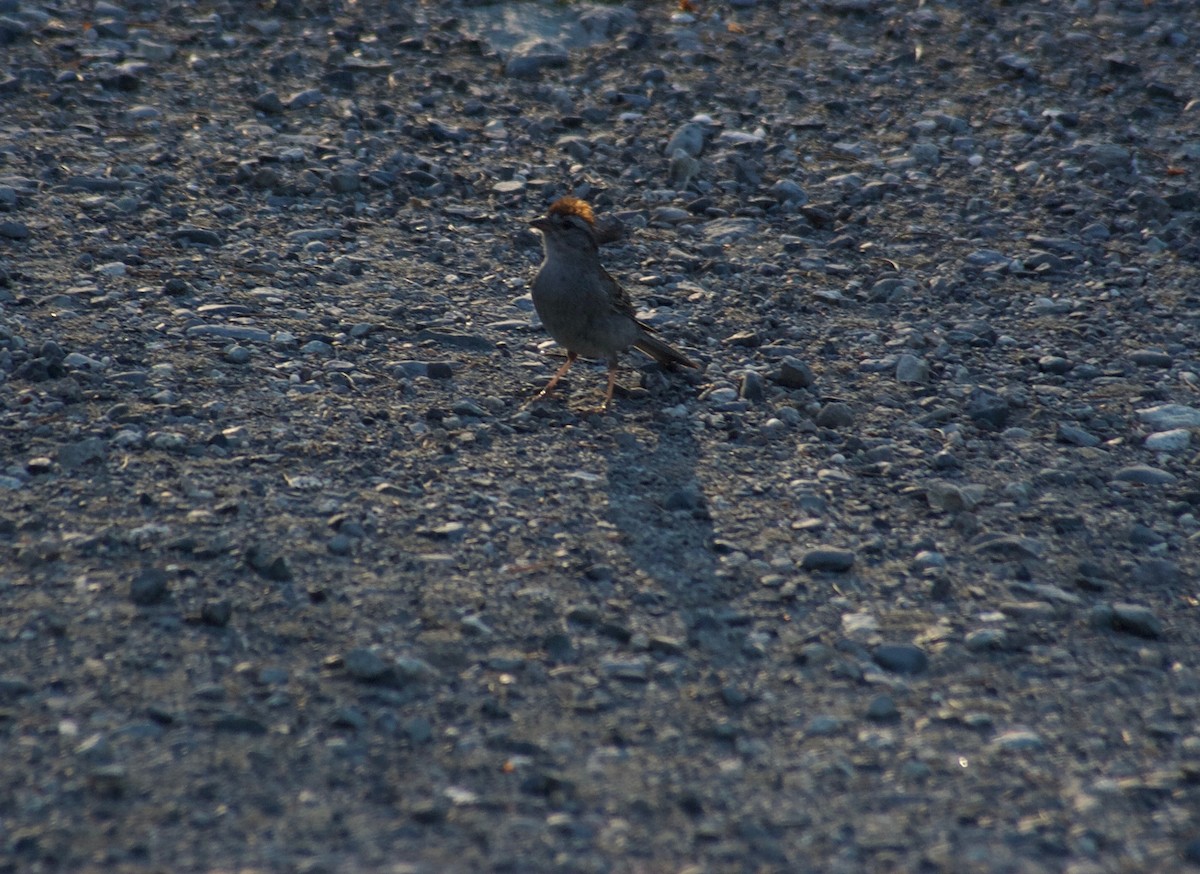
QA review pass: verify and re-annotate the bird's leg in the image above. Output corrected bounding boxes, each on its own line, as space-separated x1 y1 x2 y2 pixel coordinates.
529 351 576 404
584 356 620 414
602 359 618 410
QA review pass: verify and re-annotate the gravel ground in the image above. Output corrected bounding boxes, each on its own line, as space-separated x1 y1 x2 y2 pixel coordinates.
2 0 1200 871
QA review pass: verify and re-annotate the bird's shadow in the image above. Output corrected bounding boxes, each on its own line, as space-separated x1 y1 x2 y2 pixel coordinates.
602 414 749 657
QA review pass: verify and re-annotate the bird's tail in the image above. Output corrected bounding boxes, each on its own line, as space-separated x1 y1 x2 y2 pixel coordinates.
634 334 698 370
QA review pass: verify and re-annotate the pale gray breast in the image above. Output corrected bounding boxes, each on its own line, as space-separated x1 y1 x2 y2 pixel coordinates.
532 259 640 359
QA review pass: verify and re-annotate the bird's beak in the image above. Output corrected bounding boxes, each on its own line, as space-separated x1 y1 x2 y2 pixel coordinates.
530 217 552 232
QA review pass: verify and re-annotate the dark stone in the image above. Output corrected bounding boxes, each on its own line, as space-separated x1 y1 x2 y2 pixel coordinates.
801 547 856 572
172 227 223 247
965 387 1009 430
872 643 929 675
130 568 169 605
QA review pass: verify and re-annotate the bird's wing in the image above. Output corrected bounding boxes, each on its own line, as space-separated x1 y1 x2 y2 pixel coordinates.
600 267 659 333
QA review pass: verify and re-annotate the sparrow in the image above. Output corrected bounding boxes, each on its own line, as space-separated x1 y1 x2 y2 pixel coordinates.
528 196 697 409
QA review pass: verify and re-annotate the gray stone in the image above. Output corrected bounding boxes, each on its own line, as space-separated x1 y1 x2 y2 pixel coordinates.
0 221 29 240
703 218 757 243
452 399 488 418
965 387 1009 430
405 716 434 744
245 544 293 581
393 360 429 378
186 325 271 342
69 728 116 763
1038 355 1072 374
665 122 705 158
964 628 1007 651
872 643 928 675
815 402 853 429
996 54 1037 79
909 143 940 166
1134 559 1180 587
1128 524 1164 547
214 714 267 735
1137 404 1200 430
252 90 284 114
130 568 168 606
601 659 649 682
806 715 842 736
739 371 766 402
865 694 899 721
416 329 494 351
344 648 391 683
200 599 232 627
1144 429 1190 452
58 437 106 469
1110 603 1164 639
668 150 700 189
1112 465 1177 485
992 729 1044 751
172 227 223 247
393 657 439 684
770 178 807 204
505 40 569 79
1130 349 1173 368
895 353 929 384
774 358 814 389
222 344 251 364
926 481 986 513
0 676 32 699
1085 142 1131 169
801 547 856 572
970 533 1043 560
1056 423 1100 447
329 170 360 194
665 486 706 513
286 88 325 109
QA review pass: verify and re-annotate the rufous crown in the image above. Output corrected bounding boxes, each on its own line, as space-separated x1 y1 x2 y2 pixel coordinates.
546 196 594 225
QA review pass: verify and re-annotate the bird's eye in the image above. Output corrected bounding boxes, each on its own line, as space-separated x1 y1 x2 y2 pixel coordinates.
560 218 572 229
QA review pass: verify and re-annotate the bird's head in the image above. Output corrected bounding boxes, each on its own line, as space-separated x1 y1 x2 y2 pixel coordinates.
531 196 599 257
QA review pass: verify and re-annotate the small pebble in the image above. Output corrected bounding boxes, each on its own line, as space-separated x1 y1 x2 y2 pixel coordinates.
130 568 168 605
1110 603 1164 639
1056 423 1100 447
801 547 856 572
223 344 251 364
200 599 232 627
872 643 929 675
344 648 391 683
1111 465 1177 485
667 124 706 159
865 694 899 721
815 402 853 429
992 729 1044 751
895 354 929 384
775 357 815 389
739 371 766 402
1129 349 1173 368
286 88 325 109
965 387 1009 430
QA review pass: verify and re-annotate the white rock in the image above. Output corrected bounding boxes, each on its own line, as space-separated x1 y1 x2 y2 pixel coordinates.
1137 403 1200 430
1144 428 1191 452
63 352 105 370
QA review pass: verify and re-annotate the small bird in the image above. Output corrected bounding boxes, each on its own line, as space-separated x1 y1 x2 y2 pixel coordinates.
528 196 697 410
